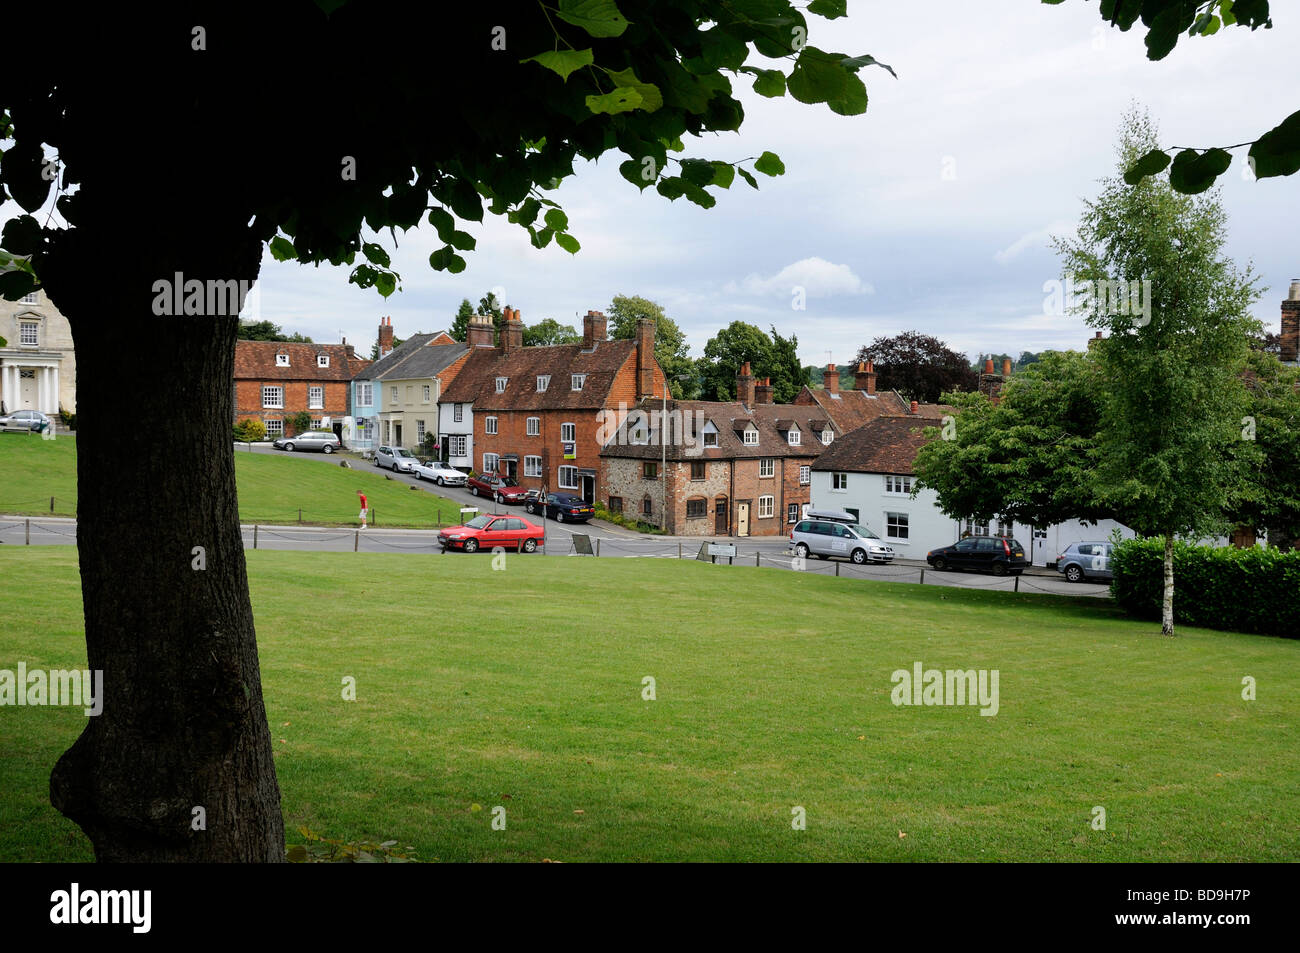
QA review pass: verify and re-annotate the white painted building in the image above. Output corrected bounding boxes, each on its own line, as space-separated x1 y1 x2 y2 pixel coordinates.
437 398 473 471
0 287 76 415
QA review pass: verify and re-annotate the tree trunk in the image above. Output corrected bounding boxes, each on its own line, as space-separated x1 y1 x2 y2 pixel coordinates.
1161 532 1175 636
43 226 285 861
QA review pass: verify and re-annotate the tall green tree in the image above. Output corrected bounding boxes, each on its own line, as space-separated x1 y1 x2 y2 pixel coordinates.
523 317 581 346
449 298 474 342
1053 108 1261 635
914 350 1106 531
1226 352 1300 550
237 320 313 342
856 331 977 402
1 1 882 860
699 321 772 401
607 294 697 398
767 325 807 403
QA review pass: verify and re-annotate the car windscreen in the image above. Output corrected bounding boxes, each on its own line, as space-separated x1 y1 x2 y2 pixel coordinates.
464 515 492 529
847 524 879 539
396 449 414 457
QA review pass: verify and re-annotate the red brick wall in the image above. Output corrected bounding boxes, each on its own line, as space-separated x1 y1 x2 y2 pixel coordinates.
235 379 351 430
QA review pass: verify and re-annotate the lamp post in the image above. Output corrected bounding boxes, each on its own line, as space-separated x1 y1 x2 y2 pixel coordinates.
660 375 692 532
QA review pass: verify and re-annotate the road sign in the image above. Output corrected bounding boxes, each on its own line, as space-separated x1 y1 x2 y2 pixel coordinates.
571 533 594 555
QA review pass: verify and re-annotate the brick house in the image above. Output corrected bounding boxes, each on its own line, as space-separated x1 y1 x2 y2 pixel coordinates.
600 363 836 536
437 308 666 501
233 340 371 438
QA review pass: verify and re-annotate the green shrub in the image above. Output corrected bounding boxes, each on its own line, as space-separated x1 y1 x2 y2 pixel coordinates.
233 418 267 442
58 407 76 431
1110 537 1300 637
593 501 665 535
288 411 312 435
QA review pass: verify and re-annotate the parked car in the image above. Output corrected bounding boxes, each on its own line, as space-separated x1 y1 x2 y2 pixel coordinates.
789 518 895 565
1056 541 1114 583
412 459 467 486
273 431 340 453
926 536 1029 576
375 445 418 473
466 471 529 504
438 514 544 553
524 492 595 523
0 409 52 432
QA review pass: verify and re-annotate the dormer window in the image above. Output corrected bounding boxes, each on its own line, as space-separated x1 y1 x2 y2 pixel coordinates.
787 429 800 446
496 377 508 393
571 374 586 391
821 429 833 444
703 432 718 448
276 352 290 367
317 354 330 368
537 375 550 392
743 429 758 446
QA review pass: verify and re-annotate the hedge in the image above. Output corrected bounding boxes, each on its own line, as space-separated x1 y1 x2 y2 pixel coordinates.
1110 537 1300 637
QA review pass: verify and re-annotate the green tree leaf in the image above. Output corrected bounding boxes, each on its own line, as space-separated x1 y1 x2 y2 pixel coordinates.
362 242 390 268
556 232 581 254
556 0 630 38
1248 109 1300 180
746 68 786 98
808 0 847 17
269 236 298 262
606 67 663 112
1 215 44 256
544 208 569 231
737 167 759 189
753 151 785 176
786 48 849 105
521 48 594 81
710 162 735 189
586 87 644 115
1168 147 1232 194
1123 148 1172 185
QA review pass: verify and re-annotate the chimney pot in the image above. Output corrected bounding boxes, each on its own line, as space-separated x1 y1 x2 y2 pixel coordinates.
1002 357 1012 377
984 358 994 375
854 361 877 395
736 361 755 406
910 400 919 414
1289 279 1300 301
378 317 395 357
824 363 838 395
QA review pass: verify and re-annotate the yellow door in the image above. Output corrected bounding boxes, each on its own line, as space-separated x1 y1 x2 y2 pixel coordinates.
736 501 749 537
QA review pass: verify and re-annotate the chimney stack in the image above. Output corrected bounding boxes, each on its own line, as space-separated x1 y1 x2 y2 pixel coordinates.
983 357 994 375
855 360 876 396
501 307 523 352
979 355 1005 401
736 361 755 406
1282 280 1300 364
467 313 494 348
583 310 607 350
755 377 774 404
636 317 656 398
824 363 838 395
1002 357 1012 377
909 400 919 415
378 316 394 358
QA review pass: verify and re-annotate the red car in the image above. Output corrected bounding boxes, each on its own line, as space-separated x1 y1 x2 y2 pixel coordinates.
438 514 545 553
466 471 530 504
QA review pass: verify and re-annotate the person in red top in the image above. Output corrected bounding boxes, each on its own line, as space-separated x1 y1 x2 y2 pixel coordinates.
357 490 368 530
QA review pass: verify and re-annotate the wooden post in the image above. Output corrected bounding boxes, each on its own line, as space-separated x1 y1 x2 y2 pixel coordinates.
50 496 54 513
919 568 925 585
26 519 30 545
253 525 258 549
596 538 601 557
354 530 359 552
678 542 682 559
298 508 302 524
835 562 840 577
1014 574 1020 593
756 552 761 567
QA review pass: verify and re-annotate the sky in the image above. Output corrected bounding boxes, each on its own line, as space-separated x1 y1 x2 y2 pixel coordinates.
19 1 1300 367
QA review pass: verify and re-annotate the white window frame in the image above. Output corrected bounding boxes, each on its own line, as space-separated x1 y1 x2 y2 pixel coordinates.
310 418 322 430
526 417 540 436
561 422 575 443
357 382 373 406
821 429 833 444
703 431 718 448
20 292 38 304
571 373 586 391
886 475 913 495
416 419 426 444
264 419 283 436
524 455 543 477
308 385 324 409
742 428 758 446
537 375 550 392
453 403 464 423
799 466 811 485
558 465 579 489
787 503 799 523
449 435 467 457
276 352 290 367
485 416 498 435
422 385 431 402
787 429 800 446
19 322 39 346
317 354 330 368
483 453 499 473
832 472 849 491
758 495 774 519
759 458 775 478
495 376 508 393
262 385 284 409
964 518 990 537
391 386 398 401
886 512 910 541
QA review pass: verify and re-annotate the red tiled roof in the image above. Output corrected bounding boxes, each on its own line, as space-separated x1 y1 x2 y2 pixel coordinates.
601 398 831 461
233 341 369 381
794 385 910 431
440 339 639 410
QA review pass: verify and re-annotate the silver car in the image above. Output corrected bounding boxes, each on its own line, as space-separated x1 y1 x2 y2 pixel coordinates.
273 431 340 453
412 459 467 486
375 445 418 472
1056 541 1114 583
790 518 895 565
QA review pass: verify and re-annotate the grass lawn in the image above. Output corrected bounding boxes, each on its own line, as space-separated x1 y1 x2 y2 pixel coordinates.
2 547 1296 862
0 435 464 527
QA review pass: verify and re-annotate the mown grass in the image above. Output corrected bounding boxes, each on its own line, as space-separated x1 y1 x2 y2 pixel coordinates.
0 436 463 527
1 547 1296 862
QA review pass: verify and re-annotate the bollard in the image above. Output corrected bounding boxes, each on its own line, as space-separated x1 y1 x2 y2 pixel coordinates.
26 519 31 545
298 508 302 524
596 538 601 557
254 525 259 549
50 496 54 513
1014 575 1020 593
678 542 682 559
354 530 359 552
756 552 761 567
835 562 840 577
919 568 925 585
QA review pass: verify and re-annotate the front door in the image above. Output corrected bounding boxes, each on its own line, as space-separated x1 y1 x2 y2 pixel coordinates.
580 474 595 503
736 501 749 537
19 370 37 409
715 499 728 534
503 459 517 482
394 423 403 446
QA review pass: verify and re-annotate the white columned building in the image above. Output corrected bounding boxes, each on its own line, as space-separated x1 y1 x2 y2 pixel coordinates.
0 285 77 416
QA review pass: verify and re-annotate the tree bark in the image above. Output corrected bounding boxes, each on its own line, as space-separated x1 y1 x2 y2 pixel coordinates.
1161 532 1175 636
43 225 285 861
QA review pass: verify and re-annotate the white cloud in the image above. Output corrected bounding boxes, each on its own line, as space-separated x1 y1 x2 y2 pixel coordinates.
724 256 873 297
994 221 1076 264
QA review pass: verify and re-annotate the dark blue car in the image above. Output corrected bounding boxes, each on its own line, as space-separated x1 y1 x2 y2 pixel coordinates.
523 492 595 523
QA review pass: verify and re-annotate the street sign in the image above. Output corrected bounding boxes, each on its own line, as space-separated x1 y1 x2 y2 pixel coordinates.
707 543 736 558
571 534 594 555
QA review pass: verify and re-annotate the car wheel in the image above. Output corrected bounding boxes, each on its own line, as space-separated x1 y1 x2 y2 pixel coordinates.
525 502 535 514
522 538 538 553
794 543 810 559
932 557 946 571
470 486 478 496
284 442 295 452
1065 565 1084 583
436 477 444 486
556 512 565 523
322 445 333 454
991 562 1008 577
392 462 400 472
851 548 867 565
463 538 479 553
495 492 504 503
